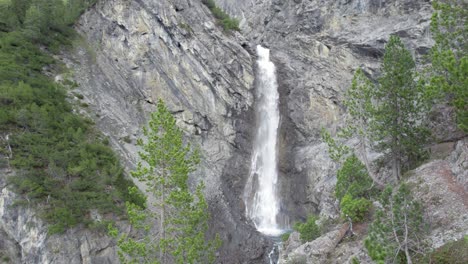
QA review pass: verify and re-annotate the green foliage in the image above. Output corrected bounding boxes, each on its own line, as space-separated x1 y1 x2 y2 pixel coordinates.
335 155 374 201
0 0 20 31
429 0 468 132
351 257 360 264
344 68 374 137
114 100 220 264
108 189 157 264
0 0 96 48
201 0 240 31
340 194 371 222
335 155 374 223
320 128 350 163
0 0 140 234
372 36 430 180
335 36 432 182
421 237 468 264
365 184 428 264
330 37 431 182
294 215 320 243
281 232 291 242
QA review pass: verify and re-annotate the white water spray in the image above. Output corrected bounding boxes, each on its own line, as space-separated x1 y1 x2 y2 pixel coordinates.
244 45 283 236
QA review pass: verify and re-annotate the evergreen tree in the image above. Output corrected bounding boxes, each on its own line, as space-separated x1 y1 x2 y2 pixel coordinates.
110 99 220 264
342 68 384 186
429 0 468 132
335 154 374 223
324 37 430 183
365 184 428 264
372 36 429 181
335 154 374 202
0 0 19 31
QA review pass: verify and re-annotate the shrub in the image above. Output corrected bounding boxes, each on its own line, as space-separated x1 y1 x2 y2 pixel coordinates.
281 232 291 242
294 215 320 243
351 257 360 264
340 194 372 222
221 17 240 31
122 135 131 143
365 184 428 264
423 236 468 264
201 0 240 31
336 154 374 201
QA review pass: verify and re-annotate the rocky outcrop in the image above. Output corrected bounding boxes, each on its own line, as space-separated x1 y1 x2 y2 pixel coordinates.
408 139 468 248
278 137 468 263
279 229 342 264
0 169 117 263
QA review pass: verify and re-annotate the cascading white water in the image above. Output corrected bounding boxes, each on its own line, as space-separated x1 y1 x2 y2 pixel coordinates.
244 45 283 236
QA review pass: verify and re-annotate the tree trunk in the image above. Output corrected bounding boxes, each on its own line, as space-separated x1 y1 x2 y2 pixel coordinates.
393 155 400 181
160 181 166 264
404 210 413 264
360 134 384 188
405 244 413 264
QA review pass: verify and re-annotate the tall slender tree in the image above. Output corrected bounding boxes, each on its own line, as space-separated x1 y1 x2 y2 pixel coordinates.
342 68 383 186
430 0 467 132
110 99 220 264
372 36 429 181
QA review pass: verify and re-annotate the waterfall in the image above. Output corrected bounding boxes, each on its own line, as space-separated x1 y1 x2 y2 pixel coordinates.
244 45 283 236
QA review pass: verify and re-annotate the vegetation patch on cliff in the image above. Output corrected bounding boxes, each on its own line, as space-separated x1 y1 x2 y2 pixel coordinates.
202 0 240 31
0 0 143 234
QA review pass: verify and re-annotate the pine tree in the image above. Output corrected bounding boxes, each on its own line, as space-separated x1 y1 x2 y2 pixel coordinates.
430 0 468 132
372 36 429 181
110 99 220 264
342 68 384 186
365 184 428 264
325 37 430 182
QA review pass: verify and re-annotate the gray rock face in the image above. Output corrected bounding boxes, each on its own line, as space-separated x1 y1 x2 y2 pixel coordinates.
279 229 343 264
2 0 465 263
278 138 468 264
0 169 117 264
214 0 435 224
70 0 268 263
408 138 468 249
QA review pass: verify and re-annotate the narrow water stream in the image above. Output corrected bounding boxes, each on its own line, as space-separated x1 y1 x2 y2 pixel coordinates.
244 45 283 238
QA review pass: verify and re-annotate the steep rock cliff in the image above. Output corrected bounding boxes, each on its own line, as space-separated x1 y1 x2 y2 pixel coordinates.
1 0 466 263
1 169 117 264
215 0 437 223
71 0 269 263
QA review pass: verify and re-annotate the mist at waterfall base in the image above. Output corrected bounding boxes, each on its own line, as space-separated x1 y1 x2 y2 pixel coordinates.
244 45 286 237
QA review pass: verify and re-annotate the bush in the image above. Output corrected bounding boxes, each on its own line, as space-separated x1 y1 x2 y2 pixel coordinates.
423 236 468 264
336 154 374 201
281 232 291 242
340 194 372 222
365 184 428 264
351 257 360 264
294 215 320 243
201 0 240 31
221 17 240 31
